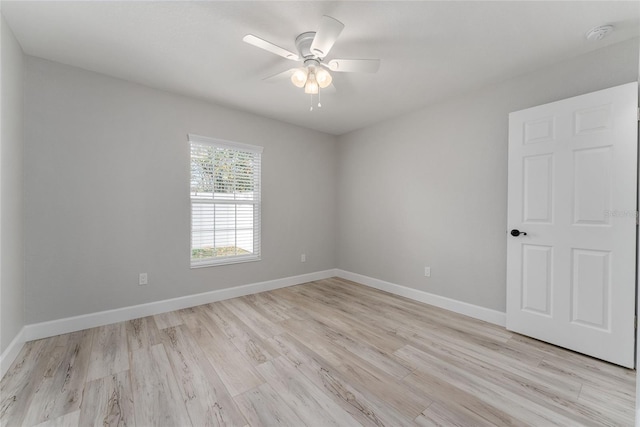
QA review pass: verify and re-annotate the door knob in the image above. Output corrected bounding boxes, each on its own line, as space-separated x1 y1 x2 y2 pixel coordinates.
510 229 527 237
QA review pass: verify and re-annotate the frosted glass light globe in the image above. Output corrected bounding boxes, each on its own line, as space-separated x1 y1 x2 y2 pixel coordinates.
304 73 319 94
315 68 332 89
291 68 308 88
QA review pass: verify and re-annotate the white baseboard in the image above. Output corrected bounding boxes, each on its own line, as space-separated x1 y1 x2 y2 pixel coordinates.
335 269 506 327
23 269 337 342
4 268 503 380
1 326 26 380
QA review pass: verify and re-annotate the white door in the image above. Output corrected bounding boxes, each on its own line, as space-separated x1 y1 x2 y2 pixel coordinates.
506 82 638 368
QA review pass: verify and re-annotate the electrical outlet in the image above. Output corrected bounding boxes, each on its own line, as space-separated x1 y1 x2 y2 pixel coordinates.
139 273 148 286
424 267 431 277
301 254 306 263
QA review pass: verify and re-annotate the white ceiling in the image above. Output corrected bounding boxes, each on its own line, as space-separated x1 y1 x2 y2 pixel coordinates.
2 1 638 135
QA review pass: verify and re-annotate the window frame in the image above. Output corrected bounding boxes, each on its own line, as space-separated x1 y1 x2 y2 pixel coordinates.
189 134 263 268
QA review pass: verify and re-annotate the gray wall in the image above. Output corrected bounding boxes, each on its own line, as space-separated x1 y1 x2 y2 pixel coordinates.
1 14 25 354
24 57 337 324
337 38 639 312
17 36 640 325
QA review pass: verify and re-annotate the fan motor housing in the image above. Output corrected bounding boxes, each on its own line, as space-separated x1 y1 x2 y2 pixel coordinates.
295 32 318 59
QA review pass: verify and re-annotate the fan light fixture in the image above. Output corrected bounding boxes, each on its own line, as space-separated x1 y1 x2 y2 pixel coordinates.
290 61 333 110
291 63 332 94
243 15 381 111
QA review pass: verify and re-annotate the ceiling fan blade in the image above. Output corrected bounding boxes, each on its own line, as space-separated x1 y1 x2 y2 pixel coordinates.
322 83 337 94
310 16 345 58
327 59 380 73
262 68 296 82
243 35 299 61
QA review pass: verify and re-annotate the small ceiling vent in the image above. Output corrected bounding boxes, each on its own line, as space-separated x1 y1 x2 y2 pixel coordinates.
585 25 614 41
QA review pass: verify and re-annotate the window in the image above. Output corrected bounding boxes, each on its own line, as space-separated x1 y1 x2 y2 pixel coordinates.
189 134 262 267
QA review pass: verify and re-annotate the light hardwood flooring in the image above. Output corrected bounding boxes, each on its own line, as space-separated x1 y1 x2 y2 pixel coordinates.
0 277 635 426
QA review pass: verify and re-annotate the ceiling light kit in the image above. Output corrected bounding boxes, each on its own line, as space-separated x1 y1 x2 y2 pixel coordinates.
243 15 380 111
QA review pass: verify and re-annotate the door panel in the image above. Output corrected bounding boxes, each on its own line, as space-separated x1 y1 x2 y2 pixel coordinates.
523 155 554 223
573 147 612 225
570 249 610 330
521 245 553 316
507 82 637 368
574 104 612 134
524 116 556 143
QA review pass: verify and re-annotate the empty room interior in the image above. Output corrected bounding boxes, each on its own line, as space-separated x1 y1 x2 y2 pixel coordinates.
1 1 640 426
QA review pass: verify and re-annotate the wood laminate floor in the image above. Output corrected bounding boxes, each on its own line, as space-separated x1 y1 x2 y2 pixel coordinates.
0 277 635 426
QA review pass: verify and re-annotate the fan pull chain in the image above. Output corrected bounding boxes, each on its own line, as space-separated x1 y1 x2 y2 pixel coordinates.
317 90 322 108
309 94 314 111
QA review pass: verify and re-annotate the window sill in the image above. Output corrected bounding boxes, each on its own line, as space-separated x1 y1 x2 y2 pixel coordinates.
190 255 261 269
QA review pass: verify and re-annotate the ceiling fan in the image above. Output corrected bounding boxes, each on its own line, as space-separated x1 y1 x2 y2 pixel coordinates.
243 15 380 109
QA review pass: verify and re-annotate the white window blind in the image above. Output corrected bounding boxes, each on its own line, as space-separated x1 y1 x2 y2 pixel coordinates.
189 134 262 267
